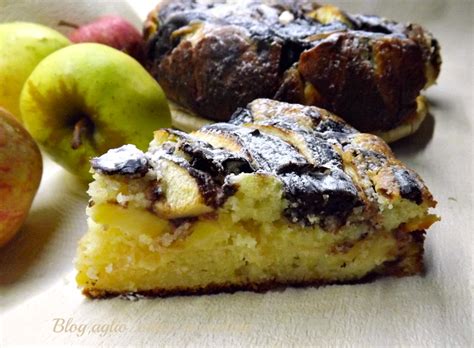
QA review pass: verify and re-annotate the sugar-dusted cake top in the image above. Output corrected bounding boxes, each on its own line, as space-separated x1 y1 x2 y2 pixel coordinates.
92 99 435 228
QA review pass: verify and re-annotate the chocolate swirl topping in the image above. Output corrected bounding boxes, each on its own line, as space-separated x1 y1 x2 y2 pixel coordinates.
92 99 429 227
91 145 149 177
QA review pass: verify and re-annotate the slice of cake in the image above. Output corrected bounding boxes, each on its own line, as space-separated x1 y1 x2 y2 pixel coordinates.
76 99 438 298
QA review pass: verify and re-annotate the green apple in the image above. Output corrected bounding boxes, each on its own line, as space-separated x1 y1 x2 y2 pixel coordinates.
0 22 70 119
0 107 42 247
20 43 171 180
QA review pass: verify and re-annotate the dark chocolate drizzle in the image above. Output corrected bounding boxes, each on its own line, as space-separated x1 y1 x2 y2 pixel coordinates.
202 123 310 174
392 167 423 205
179 139 253 177
150 0 421 62
91 145 149 177
281 170 360 225
314 119 356 135
200 119 361 225
148 0 347 66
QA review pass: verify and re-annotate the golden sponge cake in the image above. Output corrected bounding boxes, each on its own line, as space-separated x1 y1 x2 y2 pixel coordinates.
76 99 438 298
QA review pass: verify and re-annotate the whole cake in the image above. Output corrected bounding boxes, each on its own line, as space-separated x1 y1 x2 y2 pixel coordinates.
76 99 438 298
144 0 441 141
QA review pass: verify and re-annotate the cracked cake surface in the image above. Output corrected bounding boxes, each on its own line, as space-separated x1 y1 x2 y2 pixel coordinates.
144 0 441 135
76 99 437 298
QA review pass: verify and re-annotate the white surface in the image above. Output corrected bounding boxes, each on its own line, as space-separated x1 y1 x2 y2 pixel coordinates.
0 0 473 346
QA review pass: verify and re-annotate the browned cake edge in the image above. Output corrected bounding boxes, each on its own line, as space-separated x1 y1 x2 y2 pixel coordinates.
83 230 425 299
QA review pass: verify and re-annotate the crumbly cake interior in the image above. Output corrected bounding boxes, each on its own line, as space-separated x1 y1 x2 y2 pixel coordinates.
76 99 437 297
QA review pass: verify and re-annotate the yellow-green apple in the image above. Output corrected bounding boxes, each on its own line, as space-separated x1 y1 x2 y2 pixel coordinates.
0 22 70 119
0 107 42 247
20 43 171 180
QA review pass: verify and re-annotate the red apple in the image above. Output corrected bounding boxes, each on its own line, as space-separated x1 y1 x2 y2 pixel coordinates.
64 16 145 63
0 107 42 247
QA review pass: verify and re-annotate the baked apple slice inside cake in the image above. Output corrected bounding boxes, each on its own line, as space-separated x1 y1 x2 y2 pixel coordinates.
76 99 438 298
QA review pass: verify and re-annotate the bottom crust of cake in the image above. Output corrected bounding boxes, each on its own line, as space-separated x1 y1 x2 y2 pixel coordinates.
82 230 425 299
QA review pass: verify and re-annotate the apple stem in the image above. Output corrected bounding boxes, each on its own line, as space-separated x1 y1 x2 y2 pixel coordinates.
58 20 80 29
71 118 90 150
